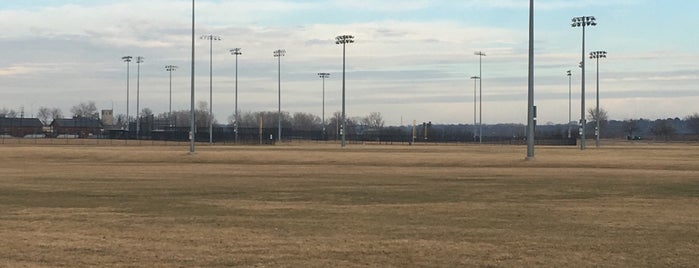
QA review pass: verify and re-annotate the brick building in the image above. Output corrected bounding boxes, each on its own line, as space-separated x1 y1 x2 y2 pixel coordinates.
0 117 44 137
50 118 103 138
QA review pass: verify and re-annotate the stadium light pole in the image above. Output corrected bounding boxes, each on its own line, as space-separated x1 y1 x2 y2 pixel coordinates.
189 0 195 153
567 70 572 139
201 34 221 144
230 48 242 143
590 50 606 148
274 49 286 143
526 0 535 160
572 16 596 150
121 56 132 133
165 65 178 127
135 56 144 139
470 76 480 142
336 34 354 148
318 73 330 138
474 51 486 143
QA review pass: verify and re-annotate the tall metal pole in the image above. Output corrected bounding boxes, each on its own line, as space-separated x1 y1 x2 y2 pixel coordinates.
470 76 479 142
596 55 599 147
342 42 346 147
322 75 325 137
201 35 220 144
581 25 586 150
136 56 144 139
567 70 572 139
235 52 238 143
526 0 535 160
166 65 178 127
474 51 486 143
122 56 132 133
189 0 195 153
336 35 354 148
209 38 214 143
572 16 596 150
590 51 606 148
169 67 172 119
230 48 241 143
274 49 285 143
318 73 330 139
278 52 281 143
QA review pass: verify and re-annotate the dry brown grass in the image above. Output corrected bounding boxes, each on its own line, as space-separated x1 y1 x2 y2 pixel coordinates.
0 142 698 267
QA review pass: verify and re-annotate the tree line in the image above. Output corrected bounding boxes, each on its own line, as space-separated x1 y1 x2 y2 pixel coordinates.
2 102 698 141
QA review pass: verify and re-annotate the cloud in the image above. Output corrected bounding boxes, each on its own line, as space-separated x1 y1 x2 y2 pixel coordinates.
328 0 433 12
0 65 42 76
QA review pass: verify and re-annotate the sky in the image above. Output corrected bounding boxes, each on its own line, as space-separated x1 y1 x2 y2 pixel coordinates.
1 0 697 126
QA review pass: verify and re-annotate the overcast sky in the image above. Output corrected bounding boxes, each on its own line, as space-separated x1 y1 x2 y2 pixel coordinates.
1 0 697 125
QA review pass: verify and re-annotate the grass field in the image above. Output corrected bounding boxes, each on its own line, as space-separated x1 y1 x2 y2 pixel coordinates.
1 142 698 267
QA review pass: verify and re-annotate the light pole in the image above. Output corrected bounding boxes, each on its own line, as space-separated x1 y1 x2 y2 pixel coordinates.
572 16 596 150
474 51 486 143
201 34 221 144
526 0 535 160
135 56 144 139
336 34 354 148
189 0 195 153
165 65 178 127
230 48 242 143
567 70 572 138
590 50 606 148
121 56 132 133
274 49 285 143
318 73 330 139
470 76 479 142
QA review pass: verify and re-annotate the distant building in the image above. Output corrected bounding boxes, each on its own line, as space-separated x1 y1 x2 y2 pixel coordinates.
0 117 43 137
101 110 114 126
50 118 103 138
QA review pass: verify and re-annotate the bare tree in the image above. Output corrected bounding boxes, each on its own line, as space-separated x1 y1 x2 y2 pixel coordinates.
235 111 260 128
587 107 609 126
685 113 699 135
622 119 640 137
71 101 99 119
37 107 51 125
37 107 63 125
197 101 216 126
50 108 63 120
327 111 343 139
651 119 675 141
362 112 385 129
115 114 127 129
166 103 216 128
0 108 18 118
232 111 290 129
291 112 321 130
